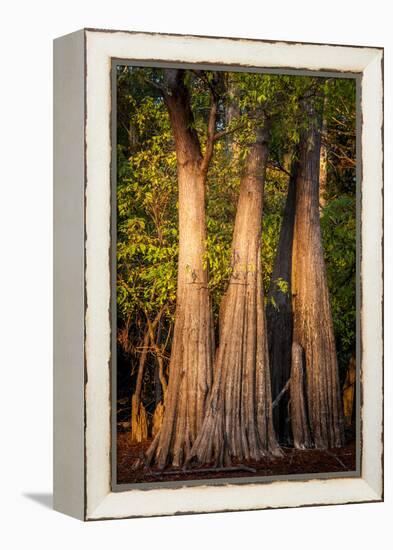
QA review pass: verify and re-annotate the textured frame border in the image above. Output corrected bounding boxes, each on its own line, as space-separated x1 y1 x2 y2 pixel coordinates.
57 28 383 521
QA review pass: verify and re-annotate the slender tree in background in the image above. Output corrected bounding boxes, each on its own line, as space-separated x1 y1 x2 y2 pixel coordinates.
291 87 345 449
319 110 328 210
266 155 298 442
189 116 281 466
225 75 241 160
128 328 149 442
146 69 219 468
130 308 167 442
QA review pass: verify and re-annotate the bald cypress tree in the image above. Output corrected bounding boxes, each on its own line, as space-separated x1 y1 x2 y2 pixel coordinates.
291 88 345 449
146 70 218 468
189 119 281 466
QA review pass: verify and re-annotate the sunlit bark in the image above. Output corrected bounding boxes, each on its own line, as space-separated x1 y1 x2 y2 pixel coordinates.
189 123 281 466
145 70 215 468
292 92 345 449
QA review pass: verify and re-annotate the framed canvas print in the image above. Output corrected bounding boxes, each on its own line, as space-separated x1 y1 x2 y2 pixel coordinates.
53 29 383 520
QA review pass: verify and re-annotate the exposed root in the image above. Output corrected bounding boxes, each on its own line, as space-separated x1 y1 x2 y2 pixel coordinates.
130 396 148 443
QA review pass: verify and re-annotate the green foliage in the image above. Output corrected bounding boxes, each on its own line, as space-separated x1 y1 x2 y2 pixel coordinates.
320 77 357 376
117 70 178 325
321 195 356 375
116 65 356 396
262 171 289 293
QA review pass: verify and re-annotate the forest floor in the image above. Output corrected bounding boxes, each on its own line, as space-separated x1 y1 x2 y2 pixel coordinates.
116 432 357 485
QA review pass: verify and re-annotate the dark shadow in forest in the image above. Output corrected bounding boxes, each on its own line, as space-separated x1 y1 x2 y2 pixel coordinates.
23 492 53 509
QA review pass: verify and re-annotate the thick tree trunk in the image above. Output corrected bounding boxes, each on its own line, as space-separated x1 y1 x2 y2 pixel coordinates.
188 125 281 466
145 70 215 468
290 342 312 449
291 92 345 449
266 158 298 442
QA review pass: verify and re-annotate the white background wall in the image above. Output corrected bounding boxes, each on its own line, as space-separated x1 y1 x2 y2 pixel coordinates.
1 1 391 548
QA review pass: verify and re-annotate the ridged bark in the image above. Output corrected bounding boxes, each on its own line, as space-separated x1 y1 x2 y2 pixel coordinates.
146 70 215 468
292 93 345 449
290 342 312 449
188 125 281 466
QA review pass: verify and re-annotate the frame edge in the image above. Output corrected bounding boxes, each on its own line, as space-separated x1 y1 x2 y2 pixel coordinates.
53 29 86 521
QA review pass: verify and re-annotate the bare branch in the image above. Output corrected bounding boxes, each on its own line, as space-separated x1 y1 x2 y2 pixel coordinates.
272 379 291 409
268 161 291 178
213 122 246 142
142 76 166 96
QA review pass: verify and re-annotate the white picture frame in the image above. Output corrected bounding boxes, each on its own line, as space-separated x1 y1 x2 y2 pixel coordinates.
53 28 383 521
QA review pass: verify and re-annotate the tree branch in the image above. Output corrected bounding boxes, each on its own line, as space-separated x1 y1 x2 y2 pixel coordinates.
213 122 246 142
268 161 291 177
142 76 166 97
272 379 291 409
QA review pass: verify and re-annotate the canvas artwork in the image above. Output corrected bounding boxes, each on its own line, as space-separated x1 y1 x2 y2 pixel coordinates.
54 29 382 519
114 65 358 486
